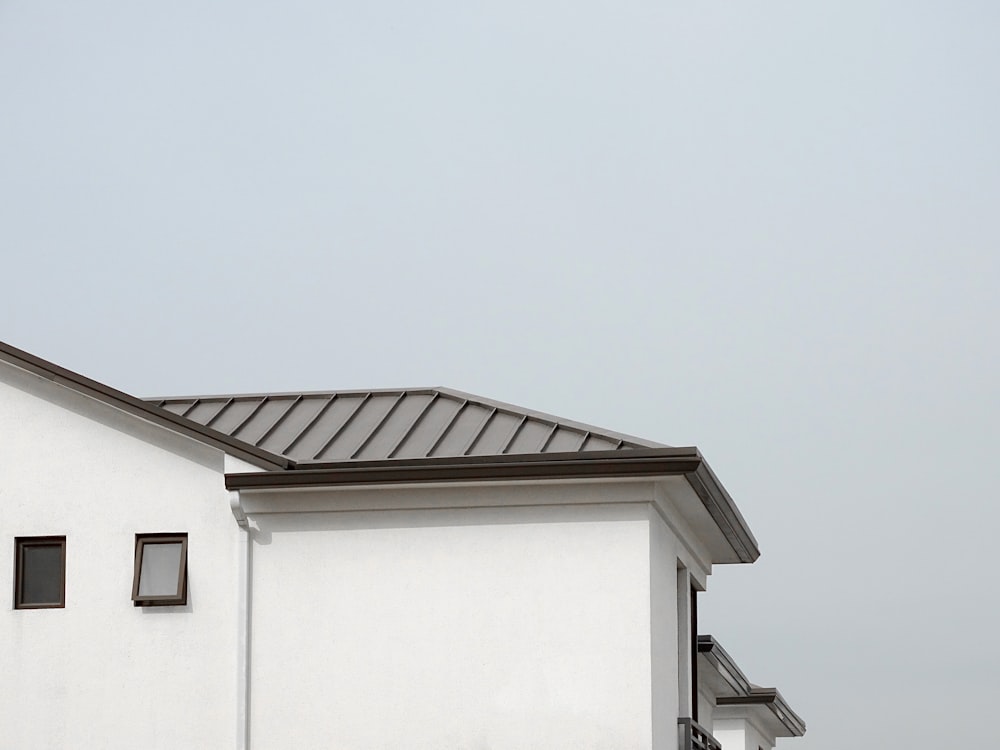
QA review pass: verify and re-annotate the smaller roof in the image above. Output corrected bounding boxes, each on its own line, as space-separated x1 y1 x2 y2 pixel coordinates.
148 387 663 464
698 635 806 737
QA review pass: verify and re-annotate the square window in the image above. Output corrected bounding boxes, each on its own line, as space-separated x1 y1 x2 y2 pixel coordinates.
132 533 187 606
15 536 66 609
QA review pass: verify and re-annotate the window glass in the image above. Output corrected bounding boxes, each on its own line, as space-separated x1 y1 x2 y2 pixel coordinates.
132 533 187 605
15 537 65 609
138 542 184 597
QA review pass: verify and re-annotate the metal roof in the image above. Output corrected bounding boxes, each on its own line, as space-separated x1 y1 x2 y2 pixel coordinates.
147 387 664 464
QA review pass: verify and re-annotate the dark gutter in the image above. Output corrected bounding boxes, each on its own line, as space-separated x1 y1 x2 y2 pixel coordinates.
226 447 700 488
687 462 759 563
0 340 290 470
697 635 753 695
717 688 807 737
297 445 702 473
225 447 760 563
718 688 781 705
702 635 806 737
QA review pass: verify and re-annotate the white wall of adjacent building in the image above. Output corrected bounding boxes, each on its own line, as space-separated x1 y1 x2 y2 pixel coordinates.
698 684 716 733
0 366 243 749
713 716 775 750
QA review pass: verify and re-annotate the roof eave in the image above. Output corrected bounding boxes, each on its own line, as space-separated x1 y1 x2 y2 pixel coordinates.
697 635 754 694
687 460 760 563
225 447 759 563
717 688 807 737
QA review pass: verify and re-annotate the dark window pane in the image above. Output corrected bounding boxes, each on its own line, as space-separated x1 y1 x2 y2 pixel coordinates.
21 544 63 605
138 542 183 597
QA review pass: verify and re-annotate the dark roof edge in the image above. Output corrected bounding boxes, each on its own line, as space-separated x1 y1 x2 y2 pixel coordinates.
701 634 806 736
225 448 758 563
226 447 700 489
697 635 753 694
717 688 807 736
0 341 290 470
687 461 760 562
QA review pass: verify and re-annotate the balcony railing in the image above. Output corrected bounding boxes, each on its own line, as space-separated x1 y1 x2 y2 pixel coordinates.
678 717 722 750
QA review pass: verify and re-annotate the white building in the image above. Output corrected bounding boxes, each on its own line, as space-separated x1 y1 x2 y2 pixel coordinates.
0 340 804 749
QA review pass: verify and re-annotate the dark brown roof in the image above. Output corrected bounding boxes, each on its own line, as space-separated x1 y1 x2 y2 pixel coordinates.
147 387 664 464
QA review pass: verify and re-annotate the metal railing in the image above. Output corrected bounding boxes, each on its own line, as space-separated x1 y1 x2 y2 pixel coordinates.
678 717 722 750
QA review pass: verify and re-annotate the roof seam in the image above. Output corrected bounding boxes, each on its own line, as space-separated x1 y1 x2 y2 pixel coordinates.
426 398 467 457
386 392 439 459
350 393 406 459
203 397 234 429
281 394 337 456
312 393 371 461
462 407 497 456
498 415 527 455
537 423 558 452
230 398 268 439
255 395 302 448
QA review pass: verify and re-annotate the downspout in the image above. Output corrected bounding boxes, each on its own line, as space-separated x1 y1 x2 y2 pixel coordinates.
230 491 251 750
691 584 698 723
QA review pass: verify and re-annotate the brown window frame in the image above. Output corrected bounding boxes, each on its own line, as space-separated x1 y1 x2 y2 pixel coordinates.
131 533 188 606
14 536 67 609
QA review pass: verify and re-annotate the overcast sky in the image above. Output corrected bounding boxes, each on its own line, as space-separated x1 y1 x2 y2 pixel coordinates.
2 1 998 747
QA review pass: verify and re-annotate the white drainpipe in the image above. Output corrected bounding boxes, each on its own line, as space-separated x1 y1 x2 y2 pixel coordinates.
230 491 251 750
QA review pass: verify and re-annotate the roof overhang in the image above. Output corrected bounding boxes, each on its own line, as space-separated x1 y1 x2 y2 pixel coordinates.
699 635 806 738
0 340 290 470
716 689 807 738
226 447 760 563
698 635 753 696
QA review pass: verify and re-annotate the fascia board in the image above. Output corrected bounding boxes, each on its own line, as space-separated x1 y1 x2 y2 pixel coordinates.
226 447 703 489
697 635 754 696
716 689 807 737
226 447 760 563
236 479 656 517
685 460 760 563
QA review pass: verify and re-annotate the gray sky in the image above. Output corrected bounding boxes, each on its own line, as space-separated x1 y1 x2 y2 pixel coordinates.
2 1 998 746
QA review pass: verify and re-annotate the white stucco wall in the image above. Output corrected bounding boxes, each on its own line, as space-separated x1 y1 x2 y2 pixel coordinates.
247 484 672 750
0 367 243 748
697 686 715 735
649 508 681 750
714 716 775 750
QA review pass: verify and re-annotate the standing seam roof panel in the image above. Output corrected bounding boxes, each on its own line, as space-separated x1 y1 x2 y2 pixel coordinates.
146 387 665 462
256 395 331 456
390 395 465 459
354 393 435 460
